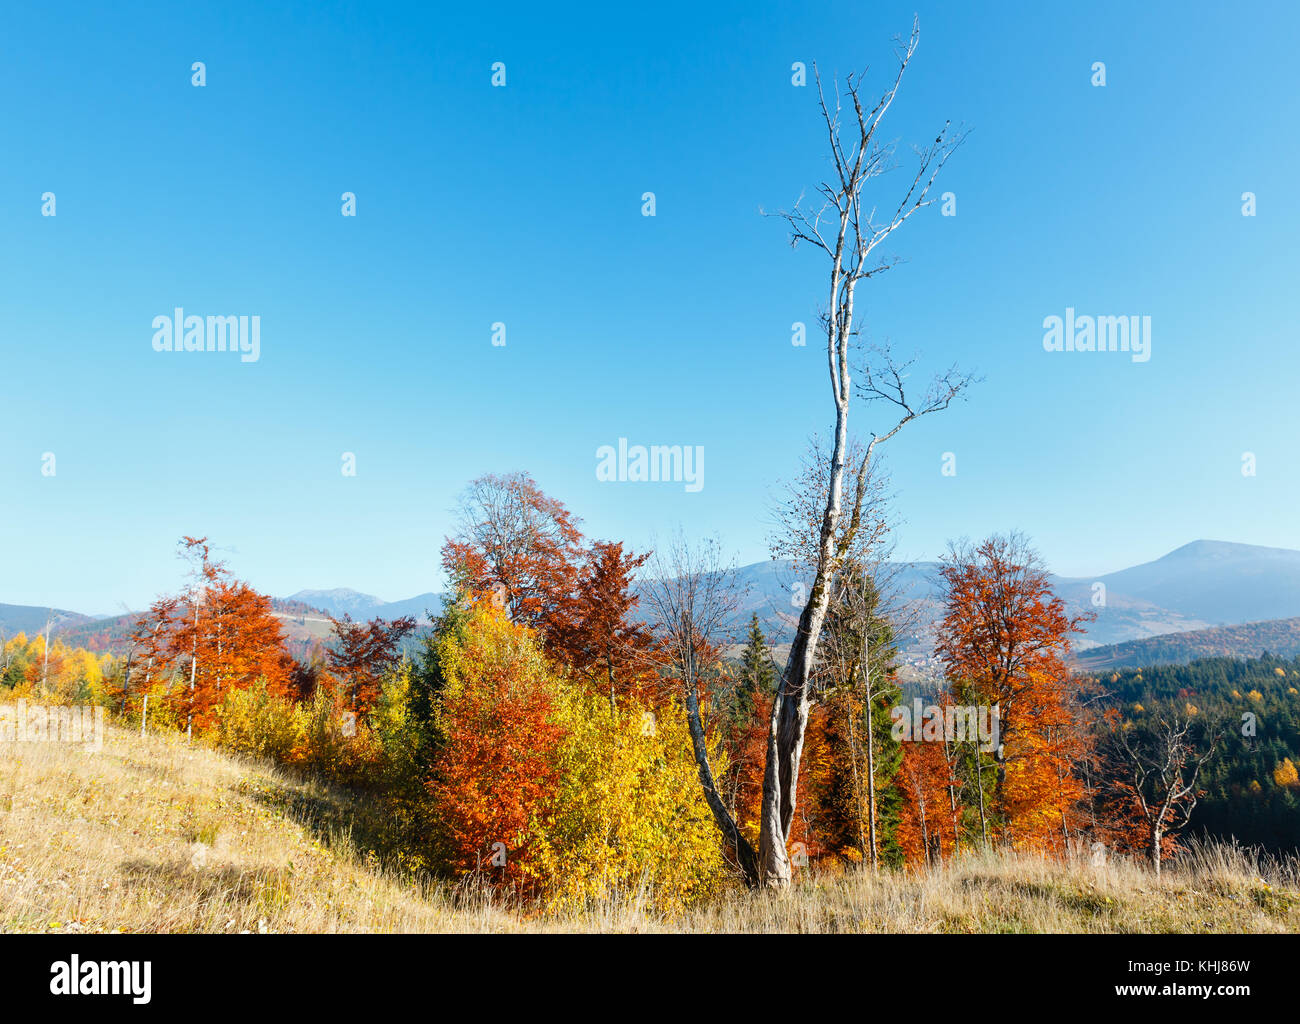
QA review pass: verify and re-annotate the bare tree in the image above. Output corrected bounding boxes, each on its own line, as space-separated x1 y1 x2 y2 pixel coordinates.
1116 716 1221 877
640 533 757 884
754 19 971 887
770 435 891 579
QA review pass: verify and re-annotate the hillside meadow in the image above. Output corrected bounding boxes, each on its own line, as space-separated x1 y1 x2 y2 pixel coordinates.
1 724 1296 934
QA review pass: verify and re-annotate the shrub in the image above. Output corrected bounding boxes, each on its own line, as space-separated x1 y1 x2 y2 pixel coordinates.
294 684 379 782
536 689 728 911
219 678 302 761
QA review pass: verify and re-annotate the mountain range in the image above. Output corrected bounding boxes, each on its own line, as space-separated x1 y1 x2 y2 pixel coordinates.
284 588 443 622
7 540 1300 671
710 540 1300 666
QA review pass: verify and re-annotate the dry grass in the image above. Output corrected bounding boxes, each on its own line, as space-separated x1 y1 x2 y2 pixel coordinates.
2 725 1297 933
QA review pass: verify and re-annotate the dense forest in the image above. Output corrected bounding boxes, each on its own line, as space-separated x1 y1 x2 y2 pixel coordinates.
1075 619 1300 672
1093 656 1300 852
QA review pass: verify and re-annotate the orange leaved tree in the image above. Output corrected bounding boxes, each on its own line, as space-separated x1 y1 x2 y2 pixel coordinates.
325 613 417 715
441 472 583 645
130 537 293 734
935 532 1089 848
427 603 566 893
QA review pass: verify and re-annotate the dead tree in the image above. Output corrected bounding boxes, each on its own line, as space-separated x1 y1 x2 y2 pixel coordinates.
641 533 757 884
1118 716 1221 877
755 19 970 887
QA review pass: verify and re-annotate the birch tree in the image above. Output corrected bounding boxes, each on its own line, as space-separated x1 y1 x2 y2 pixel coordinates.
641 534 756 883
755 19 970 886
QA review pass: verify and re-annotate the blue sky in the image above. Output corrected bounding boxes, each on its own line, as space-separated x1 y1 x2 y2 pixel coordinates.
2 0 1298 613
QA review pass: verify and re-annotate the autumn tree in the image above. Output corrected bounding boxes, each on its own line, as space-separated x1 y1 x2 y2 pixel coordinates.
755 23 969 886
896 736 960 864
125 597 179 716
441 472 583 644
548 540 658 708
443 475 670 715
934 532 1088 846
287 648 328 704
1275 757 1300 789
326 613 417 715
537 686 729 910
427 604 566 892
130 537 293 734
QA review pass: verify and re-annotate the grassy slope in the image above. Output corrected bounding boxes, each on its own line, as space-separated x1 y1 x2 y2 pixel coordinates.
1 725 1297 934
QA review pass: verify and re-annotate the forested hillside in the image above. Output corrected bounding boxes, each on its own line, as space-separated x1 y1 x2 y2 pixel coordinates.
1075 618 1300 671
1092 656 1300 852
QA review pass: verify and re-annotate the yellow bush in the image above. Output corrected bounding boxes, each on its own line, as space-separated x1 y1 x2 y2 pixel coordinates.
294 686 378 781
535 688 728 913
218 679 302 762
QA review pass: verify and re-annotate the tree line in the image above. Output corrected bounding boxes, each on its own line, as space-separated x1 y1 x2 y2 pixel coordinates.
6 472 1276 905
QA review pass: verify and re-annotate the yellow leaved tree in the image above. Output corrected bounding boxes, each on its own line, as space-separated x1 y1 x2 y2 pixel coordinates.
534 688 728 913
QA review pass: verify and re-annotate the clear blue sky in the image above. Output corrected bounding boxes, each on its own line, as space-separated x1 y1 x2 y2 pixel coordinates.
2 0 1298 613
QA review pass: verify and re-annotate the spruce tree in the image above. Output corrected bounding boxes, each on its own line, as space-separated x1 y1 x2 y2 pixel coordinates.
733 612 776 732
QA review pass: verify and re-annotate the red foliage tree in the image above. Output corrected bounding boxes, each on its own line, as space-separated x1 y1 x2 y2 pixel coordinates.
441 472 583 642
896 739 961 865
129 537 293 732
935 532 1090 847
428 607 565 893
549 540 659 706
325 614 418 714
442 475 667 703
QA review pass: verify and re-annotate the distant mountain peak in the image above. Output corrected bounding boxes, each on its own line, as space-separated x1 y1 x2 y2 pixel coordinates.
285 588 387 619
282 588 443 623
288 587 385 605
1162 539 1300 561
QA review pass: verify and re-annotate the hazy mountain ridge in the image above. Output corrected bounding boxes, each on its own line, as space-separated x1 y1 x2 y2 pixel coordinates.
285 588 442 623
1073 617 1300 672
7 541 1300 667
0 604 94 638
